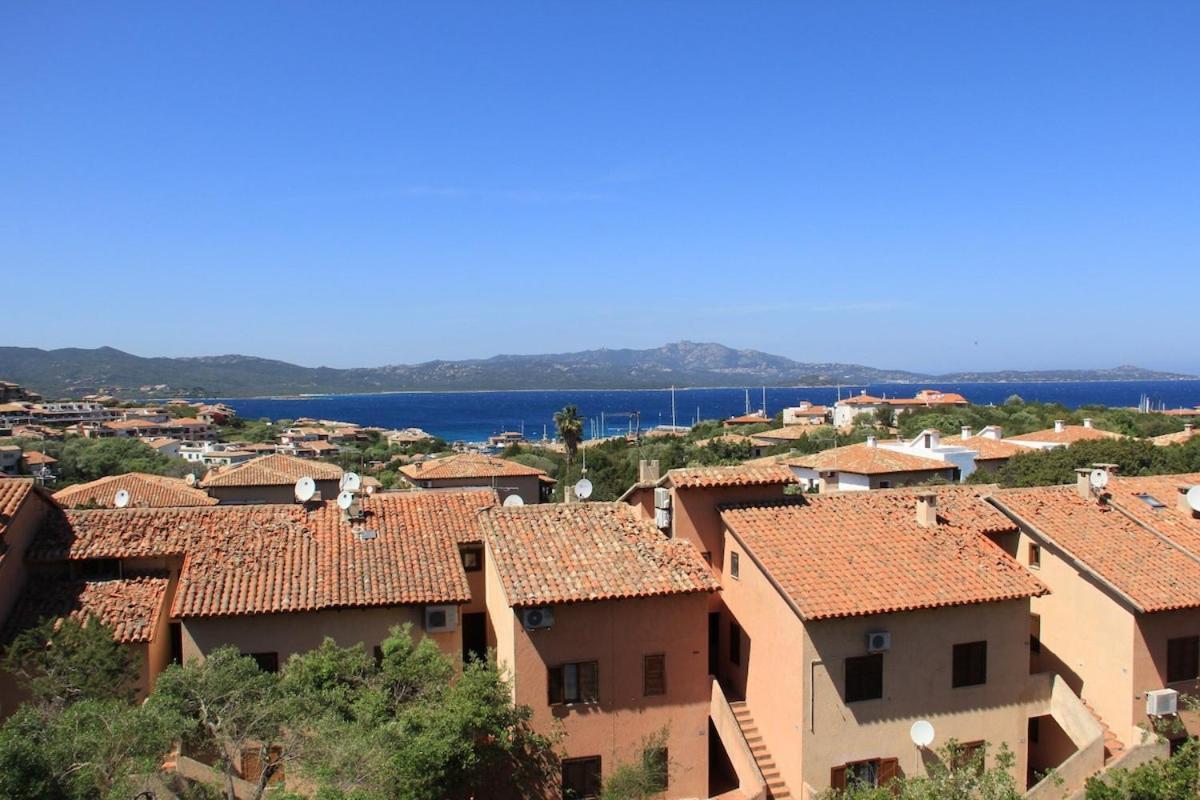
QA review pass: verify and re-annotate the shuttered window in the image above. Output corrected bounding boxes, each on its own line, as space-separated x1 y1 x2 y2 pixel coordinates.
562 756 602 799
549 661 599 705
952 641 987 688
643 654 666 696
844 654 883 703
831 758 898 791
952 741 986 774
1167 636 1200 683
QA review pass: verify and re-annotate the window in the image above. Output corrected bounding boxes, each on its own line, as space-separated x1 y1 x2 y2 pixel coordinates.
645 746 668 791
373 645 384 666
844 654 883 703
1137 493 1167 510
1028 543 1041 569
247 652 279 673
878 480 891 489
562 756 602 800
729 621 742 666
1028 717 1040 745
1167 636 1200 683
643 654 666 696
80 558 121 579
549 661 599 705
730 551 740 579
951 741 985 773
460 547 482 572
953 641 988 688
830 758 898 790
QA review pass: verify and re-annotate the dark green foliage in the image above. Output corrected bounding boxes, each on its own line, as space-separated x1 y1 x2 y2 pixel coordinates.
823 741 1021 800
981 438 1200 488
1085 738 1198 799
897 402 1190 440
4 616 141 706
21 436 195 486
600 729 670 800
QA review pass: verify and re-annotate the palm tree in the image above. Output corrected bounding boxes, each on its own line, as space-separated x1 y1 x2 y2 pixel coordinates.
554 405 584 470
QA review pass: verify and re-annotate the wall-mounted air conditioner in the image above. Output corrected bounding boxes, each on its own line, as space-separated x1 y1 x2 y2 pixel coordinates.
655 507 671 530
1146 688 1178 716
654 487 672 509
867 631 891 653
521 606 555 631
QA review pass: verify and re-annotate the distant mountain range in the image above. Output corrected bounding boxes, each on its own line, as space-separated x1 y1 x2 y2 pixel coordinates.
0 343 1193 398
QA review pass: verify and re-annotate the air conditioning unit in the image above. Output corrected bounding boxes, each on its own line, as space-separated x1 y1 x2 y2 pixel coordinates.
521 606 555 631
655 507 671 530
424 605 458 633
654 487 672 509
1146 688 1179 717
867 631 891 653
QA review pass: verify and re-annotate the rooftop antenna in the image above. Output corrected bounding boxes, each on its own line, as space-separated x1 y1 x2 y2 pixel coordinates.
762 385 767 417
113 489 131 509
744 389 750 416
294 476 316 503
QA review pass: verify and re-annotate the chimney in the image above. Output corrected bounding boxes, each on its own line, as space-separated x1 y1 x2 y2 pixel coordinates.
915 491 938 528
1075 468 1092 499
1179 485 1199 517
1186 423 1195 434
961 426 972 440
639 459 660 484
1083 418 1094 429
866 435 878 448
1054 420 1065 433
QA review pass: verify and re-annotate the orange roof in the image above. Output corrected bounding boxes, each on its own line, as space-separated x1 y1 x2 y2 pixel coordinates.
1152 427 1199 446
788 442 955 476
54 473 217 509
693 433 754 447
202 453 343 487
1008 425 1124 445
2 578 168 644
992 481 1200 613
399 453 546 481
482 502 718 608
1164 408 1200 417
663 464 798 489
941 434 1028 461
30 490 495 617
105 419 160 430
725 413 772 425
722 486 1044 621
888 391 969 407
20 451 56 465
838 393 886 406
750 426 823 443
1101 473 1200 559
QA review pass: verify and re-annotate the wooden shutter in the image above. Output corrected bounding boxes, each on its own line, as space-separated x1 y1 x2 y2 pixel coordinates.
879 758 899 792
830 766 847 790
579 661 599 702
644 654 666 696
548 666 563 704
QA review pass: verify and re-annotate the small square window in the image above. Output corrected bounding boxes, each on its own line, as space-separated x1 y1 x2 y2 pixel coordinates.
844 654 883 703
730 551 740 579
549 661 599 705
1167 636 1200 683
460 547 482 572
953 641 988 688
562 756 602 799
1028 543 1041 569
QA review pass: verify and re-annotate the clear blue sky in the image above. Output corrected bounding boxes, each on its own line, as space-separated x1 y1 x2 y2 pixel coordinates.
3 3 1197 373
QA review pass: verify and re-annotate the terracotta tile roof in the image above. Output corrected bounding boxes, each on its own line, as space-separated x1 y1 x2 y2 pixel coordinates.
482 502 718 607
838 394 886 406
399 453 546 481
1152 427 1199 446
1102 473 1200 558
785 405 830 415
888 391 969 407
941 434 1028 461
1008 425 1124 445
30 490 494 617
1163 408 1200 417
725 413 772 425
992 482 1200 613
787 442 956 475
0 478 35 538
54 473 218 509
662 464 798 489
20 451 56 465
750 426 824 443
693 433 755 447
202 453 343 487
105 419 160 431
722 486 1044 620
2 578 168 644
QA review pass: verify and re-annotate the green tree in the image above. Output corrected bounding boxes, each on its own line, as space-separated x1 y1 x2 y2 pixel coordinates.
1085 738 1198 799
824 741 1021 800
600 729 669 800
554 405 584 470
4 616 141 706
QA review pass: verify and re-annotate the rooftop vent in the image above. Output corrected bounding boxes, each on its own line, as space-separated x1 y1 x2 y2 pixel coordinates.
1083 418 1094 429
1054 420 1066 433
961 426 972 440
866 436 878 448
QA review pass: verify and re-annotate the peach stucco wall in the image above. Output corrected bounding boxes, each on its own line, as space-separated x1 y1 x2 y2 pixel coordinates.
671 483 787 582
722 527 1033 797
1017 528 1137 736
1133 609 1200 739
181 605 460 666
0 489 48 625
488 577 711 799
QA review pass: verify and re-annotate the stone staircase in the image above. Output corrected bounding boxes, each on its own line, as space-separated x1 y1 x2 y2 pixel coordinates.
1081 700 1125 764
730 700 793 799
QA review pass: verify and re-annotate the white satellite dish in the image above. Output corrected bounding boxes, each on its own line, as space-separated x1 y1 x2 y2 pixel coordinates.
502 494 525 507
184 473 197 487
113 489 131 509
365 484 376 496
910 720 935 748
336 490 355 510
340 472 362 493
574 478 594 500
294 476 317 503
1187 485 1200 513
1089 469 1109 490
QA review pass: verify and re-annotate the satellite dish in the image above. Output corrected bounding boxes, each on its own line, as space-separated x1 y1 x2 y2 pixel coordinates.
336 490 355 510
574 478 594 500
184 473 197 487
340 472 362 493
294 476 316 503
113 489 131 509
502 494 525 507
1089 469 1109 490
910 720 935 748
1187 485 1200 513
365 484 376 496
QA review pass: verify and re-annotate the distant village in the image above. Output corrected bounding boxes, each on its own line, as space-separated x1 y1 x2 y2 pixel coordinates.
2 375 1200 799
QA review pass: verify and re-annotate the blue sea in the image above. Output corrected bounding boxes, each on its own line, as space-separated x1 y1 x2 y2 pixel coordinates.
212 381 1200 444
